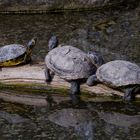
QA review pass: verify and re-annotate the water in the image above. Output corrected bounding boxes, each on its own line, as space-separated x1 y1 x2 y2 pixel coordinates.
0 99 140 140
0 5 140 65
0 4 140 140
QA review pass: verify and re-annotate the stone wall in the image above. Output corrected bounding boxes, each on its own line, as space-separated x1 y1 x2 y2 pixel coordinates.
0 0 137 12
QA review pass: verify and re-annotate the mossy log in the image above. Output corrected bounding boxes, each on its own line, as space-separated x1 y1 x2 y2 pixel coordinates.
0 64 139 106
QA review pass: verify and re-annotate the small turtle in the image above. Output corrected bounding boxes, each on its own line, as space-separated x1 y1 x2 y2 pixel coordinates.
45 36 104 104
87 60 140 101
0 38 36 67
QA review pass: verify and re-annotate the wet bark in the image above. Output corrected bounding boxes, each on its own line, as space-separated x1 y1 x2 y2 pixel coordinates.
0 64 139 105
0 64 121 95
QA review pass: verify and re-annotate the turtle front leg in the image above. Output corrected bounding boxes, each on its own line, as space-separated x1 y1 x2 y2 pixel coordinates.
86 74 99 86
28 58 34 66
25 55 34 66
123 86 140 101
45 66 52 83
123 87 135 102
69 81 80 105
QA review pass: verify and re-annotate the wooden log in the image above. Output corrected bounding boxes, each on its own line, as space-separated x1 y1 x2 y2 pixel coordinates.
0 63 139 105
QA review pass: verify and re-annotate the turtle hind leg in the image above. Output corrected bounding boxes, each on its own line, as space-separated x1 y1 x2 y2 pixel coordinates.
45 66 53 83
69 81 81 105
123 86 139 101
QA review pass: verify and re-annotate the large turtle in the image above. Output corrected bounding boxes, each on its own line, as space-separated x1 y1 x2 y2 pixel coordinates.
0 38 36 67
87 60 140 101
45 36 104 103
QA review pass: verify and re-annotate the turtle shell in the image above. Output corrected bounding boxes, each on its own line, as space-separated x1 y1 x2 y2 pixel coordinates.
0 44 26 62
45 45 97 80
96 60 140 87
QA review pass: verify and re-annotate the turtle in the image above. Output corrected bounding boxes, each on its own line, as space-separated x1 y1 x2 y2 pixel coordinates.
0 38 37 68
87 60 140 101
45 36 104 103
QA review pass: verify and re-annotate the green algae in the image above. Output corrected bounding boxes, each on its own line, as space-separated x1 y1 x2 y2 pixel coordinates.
0 82 68 96
0 82 140 104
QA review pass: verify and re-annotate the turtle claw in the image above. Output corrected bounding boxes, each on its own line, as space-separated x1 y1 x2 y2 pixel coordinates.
123 87 136 102
28 59 35 66
45 75 53 84
29 62 34 66
123 96 132 102
123 94 135 102
45 79 52 84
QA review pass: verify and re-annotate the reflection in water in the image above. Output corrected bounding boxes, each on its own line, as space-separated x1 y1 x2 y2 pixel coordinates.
97 111 140 127
0 100 140 140
48 108 95 140
0 111 30 124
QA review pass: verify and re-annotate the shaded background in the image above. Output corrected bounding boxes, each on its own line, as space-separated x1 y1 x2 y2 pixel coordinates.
0 2 140 65
0 0 138 11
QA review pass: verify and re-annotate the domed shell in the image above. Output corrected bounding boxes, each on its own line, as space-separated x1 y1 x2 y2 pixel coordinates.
45 45 97 80
0 44 26 62
96 60 140 87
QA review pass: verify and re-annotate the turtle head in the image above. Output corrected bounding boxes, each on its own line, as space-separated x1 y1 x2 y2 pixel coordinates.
87 51 105 68
48 35 58 51
27 38 37 51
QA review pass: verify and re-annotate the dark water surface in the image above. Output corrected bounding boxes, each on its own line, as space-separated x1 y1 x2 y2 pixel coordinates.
0 99 140 140
0 5 140 65
0 4 140 140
